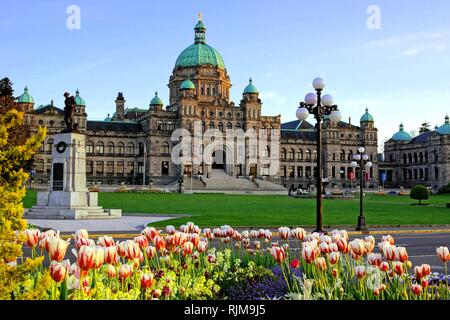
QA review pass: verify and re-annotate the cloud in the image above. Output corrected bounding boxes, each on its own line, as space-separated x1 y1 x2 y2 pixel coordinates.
264 72 273 78
403 48 421 56
259 91 287 106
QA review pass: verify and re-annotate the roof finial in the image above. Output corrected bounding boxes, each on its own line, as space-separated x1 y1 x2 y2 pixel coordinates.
76 88 80 95
445 114 449 124
365 107 369 113
24 86 28 92
198 12 203 21
155 91 158 97
51 99 54 106
400 123 404 130
249 77 253 84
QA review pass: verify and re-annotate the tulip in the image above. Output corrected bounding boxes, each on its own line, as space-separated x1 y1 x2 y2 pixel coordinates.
264 230 273 241
140 272 154 289
116 241 127 258
153 236 166 252
142 227 159 241
278 227 291 241
302 246 316 264
93 247 104 269
355 266 366 279
74 229 89 240
242 238 250 249
320 242 330 254
249 230 258 239
367 253 382 267
396 247 408 263
364 239 375 254
134 235 149 250
146 246 157 259
213 228 223 238
198 241 208 253
193 225 201 234
328 243 339 252
166 225 176 235
349 239 365 256
118 264 133 280
270 246 286 264
332 268 338 278
253 241 261 250
421 279 428 288
291 227 306 241
381 235 395 245
241 230 249 238
233 231 242 241
24 229 40 248
104 246 118 264
50 261 67 283
320 235 332 245
329 252 340 265
339 230 349 240
414 266 423 280
411 284 422 295
373 288 380 296
290 259 300 269
336 238 349 253
382 244 397 261
75 237 94 251
124 241 141 260
152 289 162 299
282 243 289 251
77 245 96 272
186 222 195 233
421 264 431 277
180 224 188 233
182 241 194 255
393 261 404 275
203 228 213 240
436 246 450 263
315 257 327 271
97 236 115 247
106 264 117 278
190 233 200 248
47 237 69 262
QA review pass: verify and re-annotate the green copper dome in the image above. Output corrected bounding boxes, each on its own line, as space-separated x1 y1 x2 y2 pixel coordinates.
150 91 164 106
392 123 412 141
17 86 34 104
243 78 259 94
175 18 225 69
75 89 86 106
360 108 374 122
180 78 196 90
437 115 450 135
104 113 112 122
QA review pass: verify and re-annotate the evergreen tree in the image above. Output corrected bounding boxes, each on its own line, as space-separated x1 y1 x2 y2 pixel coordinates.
419 122 431 133
0 77 14 98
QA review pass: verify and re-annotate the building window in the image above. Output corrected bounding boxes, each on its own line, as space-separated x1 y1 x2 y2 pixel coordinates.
340 150 345 161
332 167 336 178
281 166 286 177
408 170 412 180
117 161 124 174
162 161 169 175
106 161 114 174
288 166 295 177
297 166 303 177
107 142 114 155
313 150 317 160
86 161 93 174
340 167 345 179
96 161 104 174
420 169 424 179
313 167 318 178
434 150 438 162
403 154 407 164
297 150 303 160
306 166 312 178
117 143 125 155
218 122 223 132
435 167 439 179
414 153 418 163
419 152 423 163
86 141 94 154
414 169 418 180
281 149 287 160
425 168 429 179
46 139 54 153
96 142 104 154
306 149 312 160
127 162 134 175
127 143 134 155
227 122 232 130
163 142 170 154
157 121 164 131
408 154 412 163
46 159 51 173
288 149 295 160
389 154 394 162
209 121 214 129
166 121 174 131
332 153 336 161
403 169 407 180
347 150 353 161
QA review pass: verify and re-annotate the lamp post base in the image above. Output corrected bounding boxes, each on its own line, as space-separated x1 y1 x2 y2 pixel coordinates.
313 228 328 234
356 216 368 232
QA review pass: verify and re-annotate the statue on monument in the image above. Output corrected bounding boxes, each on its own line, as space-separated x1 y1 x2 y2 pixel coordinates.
63 92 77 132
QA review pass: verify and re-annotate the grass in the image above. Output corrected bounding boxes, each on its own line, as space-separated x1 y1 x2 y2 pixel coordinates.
23 190 450 228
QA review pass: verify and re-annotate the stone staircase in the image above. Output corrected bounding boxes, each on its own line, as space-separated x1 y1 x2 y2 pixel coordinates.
254 178 287 191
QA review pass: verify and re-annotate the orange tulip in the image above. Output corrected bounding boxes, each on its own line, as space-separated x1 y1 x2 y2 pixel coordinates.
270 246 286 264
190 233 200 248
336 238 349 253
349 239 365 256
436 246 450 263
355 266 366 279
302 246 316 264
380 261 389 272
411 284 422 295
77 245 96 272
93 247 104 269
396 247 408 263
97 236 115 247
182 241 194 255
332 268 338 278
329 252 340 265
393 261 404 275
367 253 382 267
421 279 428 288
142 227 159 241
203 228 212 240
106 264 117 278
24 229 40 248
134 235 149 250
74 229 89 240
291 227 306 241
104 246 118 264
140 272 154 289
421 264 431 277
373 288 380 296
278 227 290 240
154 236 166 252
315 257 327 271
146 246 157 259
118 264 133 280
50 261 67 283
116 241 127 258
75 237 94 251
47 237 69 262
382 244 397 261
381 235 395 245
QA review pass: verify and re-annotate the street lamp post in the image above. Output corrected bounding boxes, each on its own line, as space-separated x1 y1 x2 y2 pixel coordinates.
350 147 373 232
296 78 342 233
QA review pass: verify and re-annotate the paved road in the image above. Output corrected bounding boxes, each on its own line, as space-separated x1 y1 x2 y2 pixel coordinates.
21 230 449 273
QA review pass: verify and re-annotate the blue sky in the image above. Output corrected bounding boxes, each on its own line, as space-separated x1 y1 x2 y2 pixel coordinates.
1 0 450 150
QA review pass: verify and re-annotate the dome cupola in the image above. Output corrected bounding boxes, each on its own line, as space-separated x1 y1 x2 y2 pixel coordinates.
437 115 450 135
360 108 374 122
150 91 164 107
392 123 412 141
74 89 86 106
17 86 34 104
243 78 259 94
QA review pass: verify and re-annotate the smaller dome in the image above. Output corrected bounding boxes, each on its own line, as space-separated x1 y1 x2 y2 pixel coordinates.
244 78 259 94
75 89 86 106
150 91 164 106
180 78 196 90
392 123 412 141
360 108 374 122
437 115 450 135
104 113 111 122
17 86 34 104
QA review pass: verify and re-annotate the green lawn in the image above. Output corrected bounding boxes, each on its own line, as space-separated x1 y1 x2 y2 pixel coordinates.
23 190 450 228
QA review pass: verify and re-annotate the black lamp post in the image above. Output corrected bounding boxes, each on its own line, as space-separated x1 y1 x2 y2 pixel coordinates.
350 147 373 232
296 78 342 233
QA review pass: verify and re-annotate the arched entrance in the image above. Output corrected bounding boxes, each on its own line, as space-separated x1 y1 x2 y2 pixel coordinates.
212 150 226 169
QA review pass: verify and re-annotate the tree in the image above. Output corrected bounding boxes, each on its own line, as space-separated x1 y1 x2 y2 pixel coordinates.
410 185 430 205
419 122 431 134
0 109 46 299
0 77 14 98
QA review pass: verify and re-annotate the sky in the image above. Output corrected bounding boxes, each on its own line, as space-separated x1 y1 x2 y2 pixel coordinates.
1 0 450 152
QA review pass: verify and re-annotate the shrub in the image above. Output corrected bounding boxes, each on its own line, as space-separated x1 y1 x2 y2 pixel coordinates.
410 185 430 205
438 183 450 194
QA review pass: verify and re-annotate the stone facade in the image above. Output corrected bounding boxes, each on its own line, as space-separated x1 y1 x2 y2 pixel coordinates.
18 17 380 190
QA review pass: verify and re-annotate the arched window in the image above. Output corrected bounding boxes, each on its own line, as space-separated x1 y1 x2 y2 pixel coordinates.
207 87 210 96
306 149 312 160
107 142 114 154
288 149 295 160
218 122 223 132
202 121 206 132
96 142 104 154
297 149 303 160
138 143 144 156
408 153 412 163
127 142 134 155
166 121 174 131
281 148 287 160
403 154 407 164
313 150 317 160
270 125 275 135
348 150 353 161
117 142 125 155
157 120 164 131
86 141 94 154
46 139 54 153
209 121 214 129
419 152 423 163
235 123 241 130
340 150 345 161
163 142 170 154
266 146 271 158
227 122 233 130
414 153 418 163
213 88 216 96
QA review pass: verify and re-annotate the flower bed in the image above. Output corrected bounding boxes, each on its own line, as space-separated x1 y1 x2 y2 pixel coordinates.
16 224 450 300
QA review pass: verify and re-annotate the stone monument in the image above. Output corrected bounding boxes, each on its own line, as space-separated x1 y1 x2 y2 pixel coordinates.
25 92 121 219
